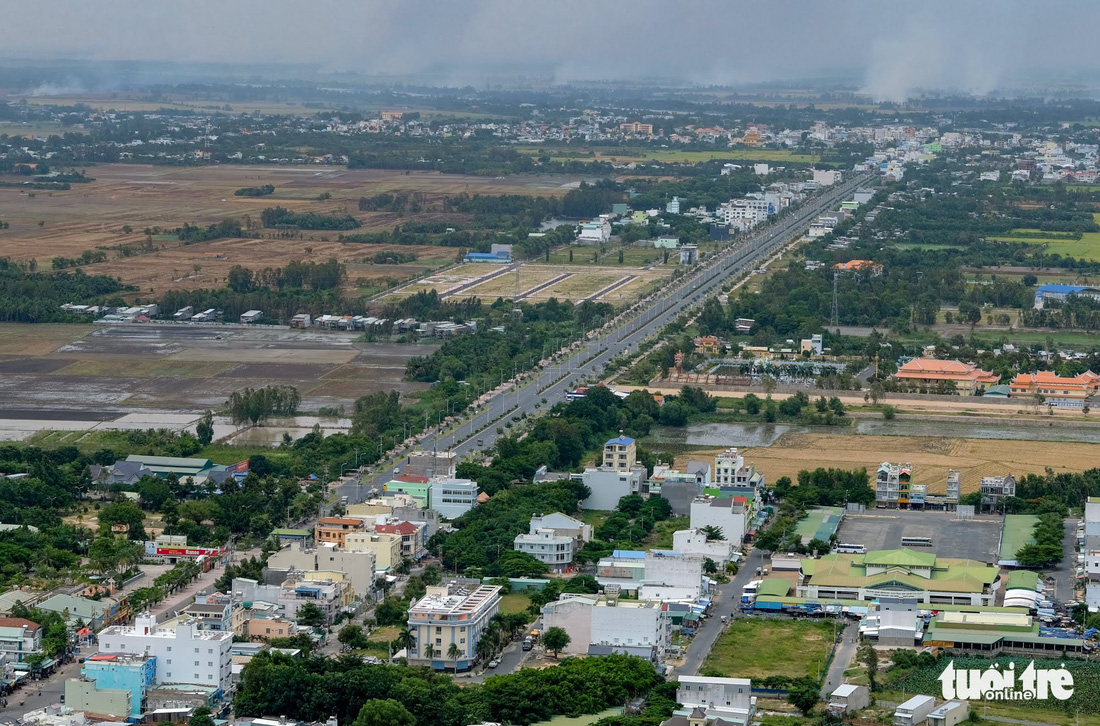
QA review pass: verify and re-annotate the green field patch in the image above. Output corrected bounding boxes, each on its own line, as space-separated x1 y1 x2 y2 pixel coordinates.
702 618 835 680
499 593 533 616
646 516 690 549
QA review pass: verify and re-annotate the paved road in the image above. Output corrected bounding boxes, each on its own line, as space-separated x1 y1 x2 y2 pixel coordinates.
820 620 859 696
678 548 766 676
338 173 874 503
1050 517 1080 605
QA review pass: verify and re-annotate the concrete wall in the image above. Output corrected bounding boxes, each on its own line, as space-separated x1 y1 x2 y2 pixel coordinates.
541 598 594 655
65 679 132 718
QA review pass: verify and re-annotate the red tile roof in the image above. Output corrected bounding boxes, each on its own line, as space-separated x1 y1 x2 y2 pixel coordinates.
0 617 40 631
376 521 419 535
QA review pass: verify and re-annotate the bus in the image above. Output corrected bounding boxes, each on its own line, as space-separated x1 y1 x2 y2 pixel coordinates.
741 579 763 604
834 543 867 554
901 536 933 547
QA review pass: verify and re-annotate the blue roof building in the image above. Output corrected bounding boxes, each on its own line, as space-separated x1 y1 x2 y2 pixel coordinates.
1033 284 1100 309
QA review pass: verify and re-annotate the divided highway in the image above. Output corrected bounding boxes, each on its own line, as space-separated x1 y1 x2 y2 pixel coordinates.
337 173 872 503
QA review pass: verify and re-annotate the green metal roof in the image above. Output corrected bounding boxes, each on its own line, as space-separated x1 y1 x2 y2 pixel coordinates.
125 455 215 469
999 515 1039 561
757 578 792 597
271 528 311 537
863 548 937 568
1006 570 1040 591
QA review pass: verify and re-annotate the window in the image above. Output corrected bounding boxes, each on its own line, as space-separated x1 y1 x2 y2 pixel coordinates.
166 646 172 652
194 661 199 666
167 659 172 664
209 661 213 667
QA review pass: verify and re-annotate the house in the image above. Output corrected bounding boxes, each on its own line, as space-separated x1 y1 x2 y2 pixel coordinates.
180 598 235 633
240 310 263 324
374 521 426 559
672 529 735 565
406 583 501 671
640 551 708 601
0 617 42 662
858 598 923 645
828 684 870 716
1009 370 1100 403
428 477 478 519
278 574 352 625
713 448 763 489
541 594 670 659
666 197 681 214
314 517 367 548
979 475 1016 511
403 450 458 479
893 359 999 395
267 542 376 598
813 169 840 186
670 676 755 726
73 652 157 717
654 235 680 249
679 244 698 265
513 529 575 571
734 318 754 334
89 460 156 487
800 334 823 356
893 695 937 726
122 455 222 480
689 497 748 545
97 613 233 691
345 532 403 573
927 701 969 726
603 435 637 471
382 478 430 508
581 466 647 511
37 594 118 629
289 313 311 328
876 462 913 508
528 512 592 543
577 219 611 244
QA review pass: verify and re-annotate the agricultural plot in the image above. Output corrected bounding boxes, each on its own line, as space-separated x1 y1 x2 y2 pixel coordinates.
986 218 1100 261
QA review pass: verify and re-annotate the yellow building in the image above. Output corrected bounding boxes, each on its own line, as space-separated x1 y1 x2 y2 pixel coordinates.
602 435 637 472
346 531 404 573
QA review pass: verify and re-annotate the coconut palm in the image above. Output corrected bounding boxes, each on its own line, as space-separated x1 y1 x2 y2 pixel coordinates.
447 642 462 673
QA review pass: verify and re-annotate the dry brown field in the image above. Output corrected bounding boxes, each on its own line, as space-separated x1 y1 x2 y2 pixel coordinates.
675 431 1100 495
0 163 579 296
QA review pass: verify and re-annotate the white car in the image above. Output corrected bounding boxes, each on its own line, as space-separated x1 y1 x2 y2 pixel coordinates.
488 659 500 668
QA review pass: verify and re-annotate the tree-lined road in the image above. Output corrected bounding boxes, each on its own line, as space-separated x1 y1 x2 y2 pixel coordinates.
338 173 873 503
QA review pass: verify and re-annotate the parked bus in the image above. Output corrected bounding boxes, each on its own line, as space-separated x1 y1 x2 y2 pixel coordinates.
900 536 933 547
741 579 763 605
834 543 867 554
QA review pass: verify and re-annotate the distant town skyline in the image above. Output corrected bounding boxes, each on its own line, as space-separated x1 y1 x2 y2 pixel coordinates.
6 0 1100 102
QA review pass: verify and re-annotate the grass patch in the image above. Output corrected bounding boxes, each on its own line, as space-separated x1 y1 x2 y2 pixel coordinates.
579 510 612 530
966 328 1100 349
197 444 292 466
987 221 1100 261
499 593 533 616
702 618 834 680
646 516 690 549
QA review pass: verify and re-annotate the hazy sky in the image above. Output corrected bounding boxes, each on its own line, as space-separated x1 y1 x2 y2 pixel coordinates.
5 0 1099 101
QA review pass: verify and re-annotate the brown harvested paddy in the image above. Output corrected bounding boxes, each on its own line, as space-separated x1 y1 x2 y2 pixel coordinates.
0 163 579 296
676 431 1100 494
0 324 91 355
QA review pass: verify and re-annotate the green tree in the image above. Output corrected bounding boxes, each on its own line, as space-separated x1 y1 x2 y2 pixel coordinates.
701 525 725 541
190 707 215 726
296 602 326 628
352 699 415 726
542 626 571 658
447 642 462 672
338 624 367 650
196 410 215 447
859 638 879 692
787 676 820 716
393 626 415 656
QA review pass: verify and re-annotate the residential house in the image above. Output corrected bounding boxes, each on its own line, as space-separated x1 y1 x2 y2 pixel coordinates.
540 594 670 660
407 583 501 671
689 497 748 545
267 542 376 598
876 462 913 508
314 517 367 548
980 475 1016 512
828 684 870 716
671 676 755 726
0 617 41 662
374 521 425 559
73 652 156 717
513 529 574 571
97 613 233 692
581 466 647 511
832 259 882 276
603 435 637 471
528 513 592 543
672 529 735 566
277 576 351 626
345 532 403 573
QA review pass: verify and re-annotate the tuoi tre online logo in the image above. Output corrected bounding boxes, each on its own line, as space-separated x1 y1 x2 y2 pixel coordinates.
938 660 1074 701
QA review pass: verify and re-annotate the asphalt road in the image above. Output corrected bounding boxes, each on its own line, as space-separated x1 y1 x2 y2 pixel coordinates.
338 173 873 503
820 620 858 697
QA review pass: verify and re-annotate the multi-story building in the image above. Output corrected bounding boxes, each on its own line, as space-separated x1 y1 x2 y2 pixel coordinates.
406 583 501 671
672 529 735 565
603 435 637 471
946 470 961 503
245 617 293 642
97 613 233 692
314 517 367 548
374 521 425 559
712 448 764 489
893 359 998 395
1009 371 1100 403
641 551 707 601
541 594 670 660
180 595 235 633
672 676 755 726
402 450 458 479
875 462 912 508
619 121 654 136
382 477 430 508
0 617 41 662
268 542 376 599
1032 284 1100 310
528 513 592 543
345 531 403 573
689 497 748 545
428 477 478 519
513 529 574 571
980 475 1016 512
74 652 156 716
277 576 352 625
581 466 647 511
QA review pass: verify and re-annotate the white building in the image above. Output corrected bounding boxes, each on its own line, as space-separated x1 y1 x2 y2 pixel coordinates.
529 512 592 542
407 583 501 671
540 594 670 660
666 196 681 214
641 551 707 601
428 477 478 519
812 169 841 186
689 497 748 545
676 676 755 725
712 448 762 487
581 466 647 511
672 529 735 566
927 701 969 726
577 219 611 244
0 618 41 662
828 684 870 716
277 577 351 625
979 171 1001 182
97 613 233 692
894 695 937 726
513 529 574 571
266 542 376 599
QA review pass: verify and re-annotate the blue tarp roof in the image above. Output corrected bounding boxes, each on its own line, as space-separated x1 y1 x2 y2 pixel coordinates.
611 550 646 559
606 435 635 446
1037 284 1100 294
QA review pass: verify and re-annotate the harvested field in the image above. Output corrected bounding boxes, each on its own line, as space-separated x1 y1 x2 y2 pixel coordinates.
675 431 1100 494
0 163 581 296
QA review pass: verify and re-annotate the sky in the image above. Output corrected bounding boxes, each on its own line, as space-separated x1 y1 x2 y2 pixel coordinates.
4 0 1099 101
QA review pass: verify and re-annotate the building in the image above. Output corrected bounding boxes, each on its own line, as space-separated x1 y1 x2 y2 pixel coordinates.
382 478 430 508
673 676 755 726
180 597 235 633
603 435 637 471
1009 370 1100 403
641 551 707 601
924 610 1090 656
240 310 263 324
672 529 735 565
267 543 376 598
406 583 501 671
528 512 592 543
946 470 961 504
65 676 134 718
76 653 157 716
667 197 681 214
828 684 870 716
1032 284 1100 310
858 598 923 645
540 594 670 659
403 450 458 479
813 169 840 186
689 497 748 545
798 548 999 606
122 455 221 480
876 462 913 508
832 259 883 276
0 617 41 662
712 448 763 488
577 219 612 244
428 477 478 519
345 532 403 573
927 701 969 726
374 520 425 559
734 318 754 334
620 122 654 136
979 475 1016 511
894 695 937 726
246 617 293 642
278 576 352 625
800 334 824 356
144 535 226 567
289 314 311 329
679 244 698 265
513 529 575 571
314 517 367 548
97 614 233 692
37 594 118 630
465 251 512 263
581 466 647 511
893 359 1000 395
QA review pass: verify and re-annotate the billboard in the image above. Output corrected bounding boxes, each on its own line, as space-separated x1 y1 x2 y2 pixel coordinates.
145 541 224 558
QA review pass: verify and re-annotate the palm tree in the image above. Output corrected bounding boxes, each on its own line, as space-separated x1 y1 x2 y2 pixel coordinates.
475 634 495 665
393 626 415 661
447 642 462 673
424 644 436 663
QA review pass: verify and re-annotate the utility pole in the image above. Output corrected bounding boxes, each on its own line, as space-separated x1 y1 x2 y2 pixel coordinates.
830 271 839 329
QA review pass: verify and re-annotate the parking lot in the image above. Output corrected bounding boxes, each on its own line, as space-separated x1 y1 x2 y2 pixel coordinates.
834 510 1004 563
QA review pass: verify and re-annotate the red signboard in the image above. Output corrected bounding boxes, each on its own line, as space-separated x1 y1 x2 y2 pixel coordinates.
155 546 224 557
